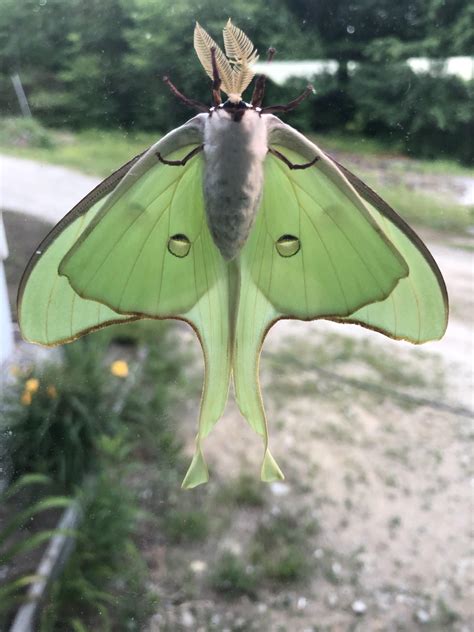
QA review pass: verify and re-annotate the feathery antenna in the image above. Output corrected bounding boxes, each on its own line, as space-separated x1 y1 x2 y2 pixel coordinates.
194 20 259 102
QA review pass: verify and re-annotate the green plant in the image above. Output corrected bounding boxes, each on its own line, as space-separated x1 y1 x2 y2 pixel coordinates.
219 473 266 508
251 512 314 583
0 475 72 627
40 466 155 631
349 64 473 164
210 551 258 598
118 333 184 471
2 339 115 491
433 599 459 628
0 116 55 149
162 508 209 543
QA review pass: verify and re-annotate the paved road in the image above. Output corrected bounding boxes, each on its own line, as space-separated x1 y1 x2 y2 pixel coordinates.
0 154 100 223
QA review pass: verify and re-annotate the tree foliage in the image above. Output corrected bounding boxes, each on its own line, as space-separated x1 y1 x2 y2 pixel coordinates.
0 0 472 162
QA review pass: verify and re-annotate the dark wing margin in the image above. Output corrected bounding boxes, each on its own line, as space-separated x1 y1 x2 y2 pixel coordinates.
17 151 146 345
329 155 449 314
325 153 449 342
17 151 145 316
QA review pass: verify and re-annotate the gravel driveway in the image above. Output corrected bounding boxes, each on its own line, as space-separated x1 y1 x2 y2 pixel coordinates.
0 153 100 223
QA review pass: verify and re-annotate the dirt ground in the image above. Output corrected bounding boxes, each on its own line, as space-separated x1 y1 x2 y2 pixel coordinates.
146 229 473 632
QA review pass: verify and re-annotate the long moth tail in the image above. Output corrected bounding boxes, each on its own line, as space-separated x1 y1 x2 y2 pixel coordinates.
182 262 232 488
232 261 284 482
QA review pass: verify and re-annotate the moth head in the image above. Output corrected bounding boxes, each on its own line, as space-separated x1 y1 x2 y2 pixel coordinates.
194 19 259 104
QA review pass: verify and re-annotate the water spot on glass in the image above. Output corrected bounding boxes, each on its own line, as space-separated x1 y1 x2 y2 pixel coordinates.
145 32 152 40
39 0 47 5
347 25 355 34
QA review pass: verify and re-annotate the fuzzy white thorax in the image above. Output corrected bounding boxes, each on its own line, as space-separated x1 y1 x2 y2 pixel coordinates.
200 109 269 260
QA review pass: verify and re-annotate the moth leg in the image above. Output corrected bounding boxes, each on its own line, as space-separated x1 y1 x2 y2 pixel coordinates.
251 47 276 108
260 84 314 114
156 144 204 166
163 76 208 112
210 47 222 106
268 147 319 170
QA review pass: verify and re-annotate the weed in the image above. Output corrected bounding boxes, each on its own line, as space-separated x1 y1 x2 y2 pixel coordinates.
388 516 402 533
163 509 209 543
384 447 411 467
40 465 155 631
374 183 472 233
0 120 156 176
210 551 258 598
0 475 72 628
434 599 459 627
219 473 266 508
2 339 114 491
0 117 55 149
251 512 314 583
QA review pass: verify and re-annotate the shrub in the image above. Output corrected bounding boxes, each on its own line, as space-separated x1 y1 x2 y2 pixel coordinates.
349 64 473 164
2 340 114 491
0 116 55 149
0 475 71 628
39 465 155 631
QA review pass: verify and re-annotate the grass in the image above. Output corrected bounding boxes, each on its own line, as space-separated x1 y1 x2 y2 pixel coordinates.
0 475 72 629
39 467 156 632
162 508 209 543
370 181 472 232
266 331 445 406
2 316 186 630
312 131 473 176
210 551 258 599
2 340 114 491
250 512 316 584
217 473 266 508
1 117 470 233
0 117 156 176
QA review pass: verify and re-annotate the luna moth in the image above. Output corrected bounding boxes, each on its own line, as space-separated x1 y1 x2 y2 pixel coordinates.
18 20 448 489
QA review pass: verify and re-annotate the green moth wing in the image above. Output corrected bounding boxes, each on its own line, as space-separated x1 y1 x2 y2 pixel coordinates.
245 146 409 319
17 154 143 346
232 124 448 481
328 159 448 343
18 120 232 489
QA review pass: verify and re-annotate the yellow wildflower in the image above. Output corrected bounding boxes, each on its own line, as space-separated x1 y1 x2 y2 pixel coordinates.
110 360 129 378
21 390 32 406
25 378 39 393
47 385 58 399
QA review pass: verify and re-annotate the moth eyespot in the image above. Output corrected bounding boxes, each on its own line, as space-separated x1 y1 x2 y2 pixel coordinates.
168 234 191 258
276 235 300 257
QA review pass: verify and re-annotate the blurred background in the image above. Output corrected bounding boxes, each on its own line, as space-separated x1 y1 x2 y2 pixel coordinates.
0 1 473 631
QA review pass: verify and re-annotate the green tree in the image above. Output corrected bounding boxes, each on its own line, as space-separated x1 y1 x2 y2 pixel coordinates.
123 0 321 131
